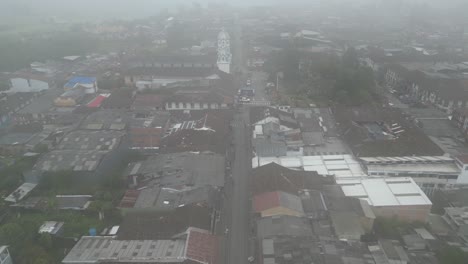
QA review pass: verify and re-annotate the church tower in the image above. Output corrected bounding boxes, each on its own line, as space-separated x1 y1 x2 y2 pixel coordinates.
217 29 232 74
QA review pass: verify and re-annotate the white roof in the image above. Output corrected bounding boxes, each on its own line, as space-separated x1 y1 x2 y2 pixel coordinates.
109 225 120 235
5 183 38 203
337 177 431 207
63 55 81 61
361 156 453 164
252 155 366 178
414 228 436 240
367 163 460 174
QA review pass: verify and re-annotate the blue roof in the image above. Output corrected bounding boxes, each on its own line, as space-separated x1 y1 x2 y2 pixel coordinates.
64 76 96 88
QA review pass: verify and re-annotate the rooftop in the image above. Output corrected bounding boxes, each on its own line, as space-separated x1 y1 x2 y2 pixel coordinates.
250 107 299 129
261 237 323 264
124 54 217 66
56 195 92 210
362 156 460 175
64 76 96 89
4 182 37 203
17 88 68 114
161 110 233 155
325 196 375 220
333 106 444 157
63 236 186 264
119 186 218 210
80 109 128 130
129 127 163 150
34 150 106 172
329 211 365 240
379 240 409 262
444 207 468 226
257 215 313 238
125 152 225 189
64 227 219 264
253 191 305 217
130 110 170 128
167 90 233 105
0 92 34 115
86 94 109 108
299 190 328 219
117 205 212 240
132 94 167 111
0 132 35 145
253 155 366 179
337 177 432 207
38 221 64 235
101 88 134 109
7 77 49 93
251 163 334 195
57 130 123 151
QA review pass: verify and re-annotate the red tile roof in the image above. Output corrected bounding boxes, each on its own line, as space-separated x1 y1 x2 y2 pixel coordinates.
186 228 218 264
118 190 140 208
132 94 166 109
253 191 281 213
456 154 468 164
87 94 108 108
130 127 163 148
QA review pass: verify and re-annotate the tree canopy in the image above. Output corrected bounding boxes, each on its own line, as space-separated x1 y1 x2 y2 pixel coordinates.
436 245 468 264
263 47 375 106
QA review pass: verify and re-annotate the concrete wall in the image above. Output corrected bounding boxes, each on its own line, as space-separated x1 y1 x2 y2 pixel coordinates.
372 204 432 223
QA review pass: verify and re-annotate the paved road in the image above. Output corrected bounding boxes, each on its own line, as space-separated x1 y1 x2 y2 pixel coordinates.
225 107 252 264
232 16 246 74
223 16 254 264
251 71 268 102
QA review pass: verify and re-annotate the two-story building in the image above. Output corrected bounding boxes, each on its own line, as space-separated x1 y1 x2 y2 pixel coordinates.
360 156 468 193
164 90 233 110
384 64 468 113
122 54 218 89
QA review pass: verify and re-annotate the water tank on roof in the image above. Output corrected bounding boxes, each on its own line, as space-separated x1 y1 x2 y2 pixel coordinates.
89 228 97 236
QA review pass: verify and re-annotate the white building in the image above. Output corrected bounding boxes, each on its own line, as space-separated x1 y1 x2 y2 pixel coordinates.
360 156 468 191
5 78 49 93
217 29 232 74
337 177 432 222
0 246 12 264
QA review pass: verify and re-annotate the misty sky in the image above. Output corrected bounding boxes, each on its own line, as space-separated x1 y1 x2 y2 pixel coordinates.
0 0 466 23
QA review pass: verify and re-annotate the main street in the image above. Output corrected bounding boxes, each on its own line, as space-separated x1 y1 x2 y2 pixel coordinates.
224 15 254 264
225 107 252 264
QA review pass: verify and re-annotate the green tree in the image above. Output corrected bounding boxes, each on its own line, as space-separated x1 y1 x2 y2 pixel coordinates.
436 245 468 264
37 233 53 249
0 223 28 249
0 79 10 91
33 143 48 154
342 47 359 68
16 243 53 264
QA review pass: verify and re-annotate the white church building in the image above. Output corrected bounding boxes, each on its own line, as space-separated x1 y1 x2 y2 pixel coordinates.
217 29 232 74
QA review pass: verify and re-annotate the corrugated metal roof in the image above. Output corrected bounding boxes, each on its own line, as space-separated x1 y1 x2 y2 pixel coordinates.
337 177 432 207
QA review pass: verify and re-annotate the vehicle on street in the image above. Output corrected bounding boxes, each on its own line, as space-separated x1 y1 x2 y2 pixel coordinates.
239 97 251 103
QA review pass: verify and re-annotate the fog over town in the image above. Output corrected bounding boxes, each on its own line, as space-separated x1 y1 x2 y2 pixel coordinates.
1 0 468 264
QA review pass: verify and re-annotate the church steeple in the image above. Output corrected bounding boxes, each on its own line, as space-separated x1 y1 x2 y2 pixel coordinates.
217 28 232 74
